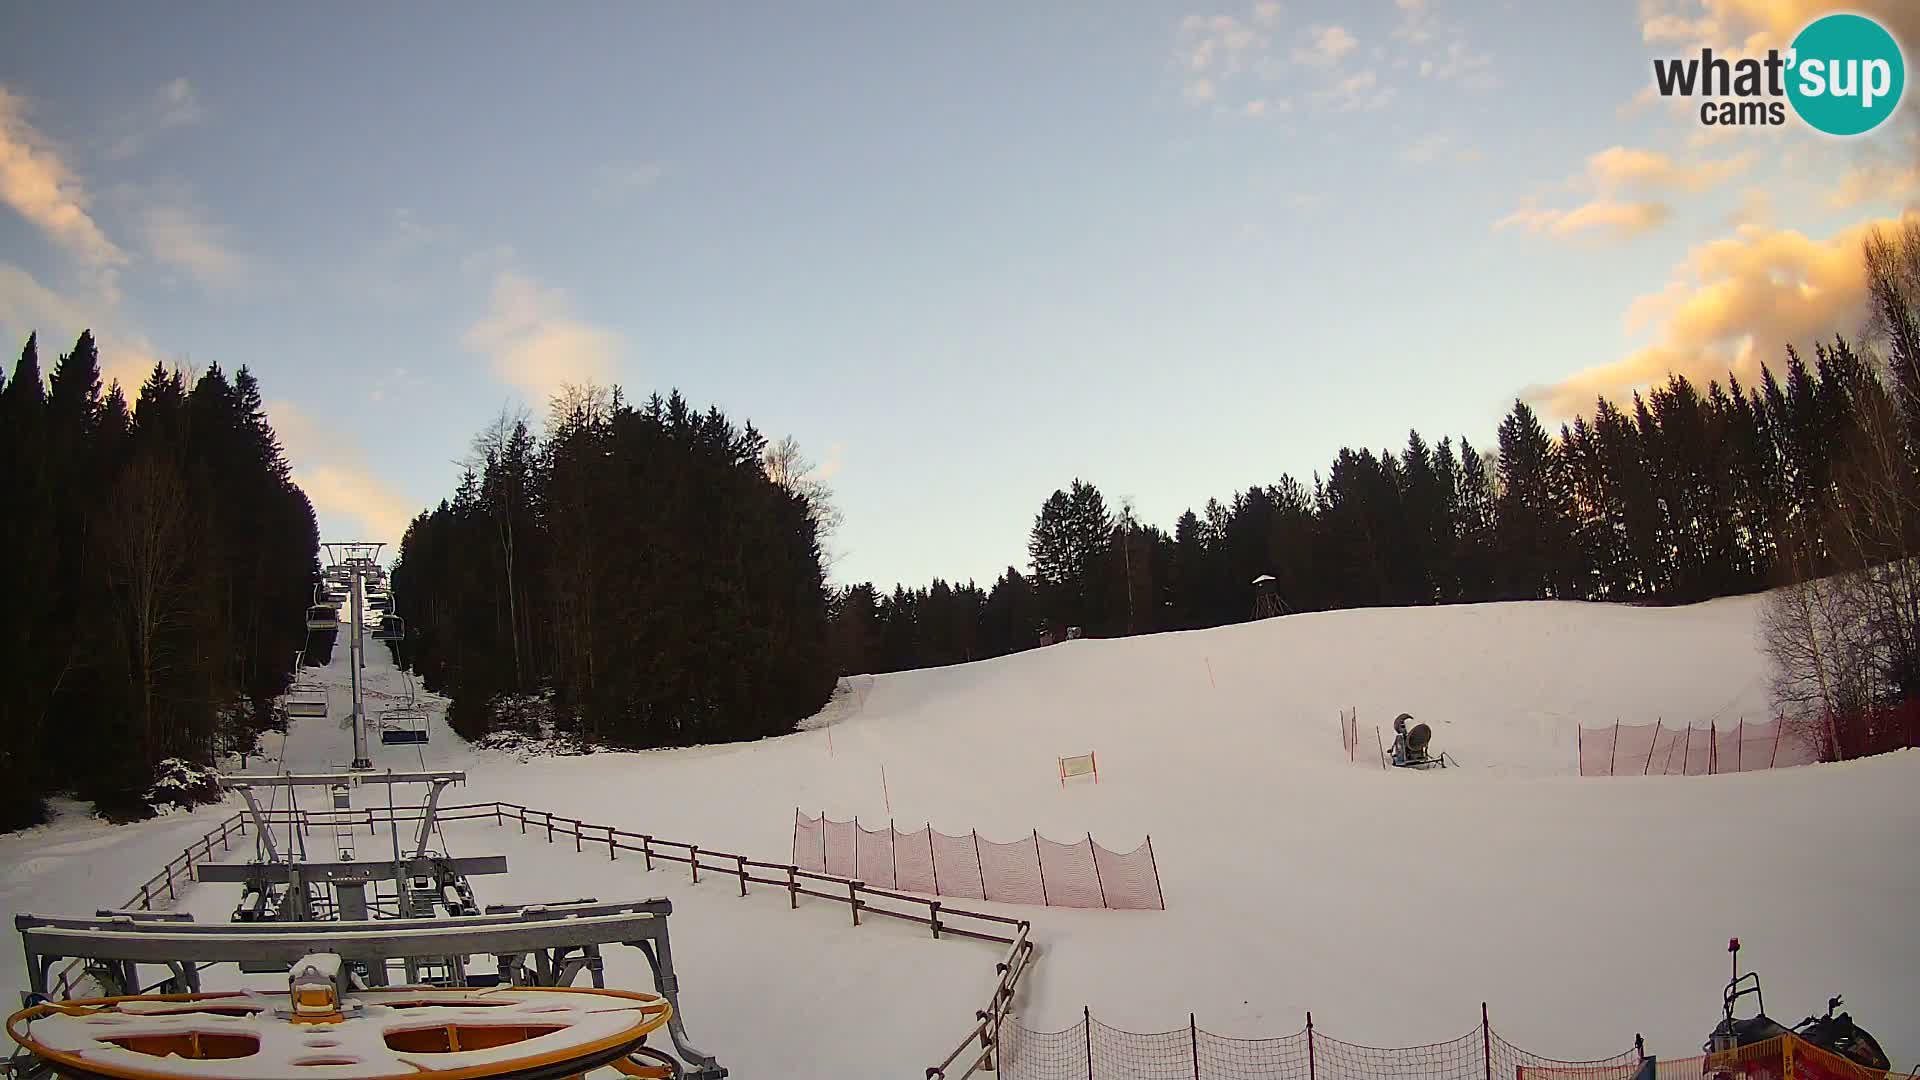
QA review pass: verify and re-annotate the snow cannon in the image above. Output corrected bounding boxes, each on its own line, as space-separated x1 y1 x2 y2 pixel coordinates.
1390 714 1453 769
5 980 692 1080
1704 939 1890 1080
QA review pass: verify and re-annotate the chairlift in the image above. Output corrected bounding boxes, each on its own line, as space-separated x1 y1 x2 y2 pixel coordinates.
379 705 429 745
305 604 339 631
373 613 406 643
285 683 329 719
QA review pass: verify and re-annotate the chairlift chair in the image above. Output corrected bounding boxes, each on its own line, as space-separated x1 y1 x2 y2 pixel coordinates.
373 613 406 643
379 705 429 745
285 683 329 719
305 604 339 631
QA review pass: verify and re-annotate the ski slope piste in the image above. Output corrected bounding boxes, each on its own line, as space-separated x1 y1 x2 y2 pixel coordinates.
2 584 1915 1076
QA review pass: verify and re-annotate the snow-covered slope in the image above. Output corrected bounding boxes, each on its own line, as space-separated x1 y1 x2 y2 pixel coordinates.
4 594 1916 1073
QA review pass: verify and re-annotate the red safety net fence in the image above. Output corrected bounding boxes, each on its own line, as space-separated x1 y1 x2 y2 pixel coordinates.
998 1008 1643 1080
1576 719 1820 776
1579 701 1920 776
792 811 1164 910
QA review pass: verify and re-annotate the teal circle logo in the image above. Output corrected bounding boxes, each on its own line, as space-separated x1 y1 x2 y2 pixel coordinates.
1787 13 1905 136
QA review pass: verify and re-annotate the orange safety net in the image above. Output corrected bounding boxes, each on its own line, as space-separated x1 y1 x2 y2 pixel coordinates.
792 812 1164 910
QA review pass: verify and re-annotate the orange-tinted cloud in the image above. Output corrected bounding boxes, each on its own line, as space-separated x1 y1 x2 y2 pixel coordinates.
465 270 622 409
270 399 419 549
0 87 128 298
1523 211 1918 418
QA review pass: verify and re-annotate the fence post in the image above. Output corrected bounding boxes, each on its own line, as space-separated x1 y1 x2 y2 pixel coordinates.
1644 720 1661 775
1307 1011 1316 1080
519 807 527 834
608 826 617 860
495 803 502 827
929 900 942 939
544 812 554 844
928 824 939 895
1089 834 1108 908
642 835 653 871
974 830 988 901
1147 835 1165 910
848 881 860 926
690 844 700 884
787 866 798 909
1481 1003 1492 1080
1034 830 1049 906
1190 1012 1200 1080
737 854 748 897
573 819 582 853
1085 1005 1094 1079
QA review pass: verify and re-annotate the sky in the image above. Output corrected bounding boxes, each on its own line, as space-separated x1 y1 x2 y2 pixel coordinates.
1 1 1916 591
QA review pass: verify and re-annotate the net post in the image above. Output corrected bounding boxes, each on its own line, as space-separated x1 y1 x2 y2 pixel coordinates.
1644 720 1661 775
1089 833 1107 908
1190 1013 1200 1079
1092 750 1098 784
1611 719 1620 775
1147 834 1165 909
1084 1005 1094 1079
792 808 799 867
890 818 899 888
1307 1011 1317 1080
1034 829 1049 906
1481 1002 1492 1080
975 830 988 901
1771 718 1782 767
928 823 940 895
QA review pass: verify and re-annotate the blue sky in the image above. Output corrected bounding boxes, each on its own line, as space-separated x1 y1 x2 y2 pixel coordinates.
1 1 1914 589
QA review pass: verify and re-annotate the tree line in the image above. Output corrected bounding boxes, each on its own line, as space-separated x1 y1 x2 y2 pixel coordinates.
391 387 837 749
831 223 1920 763
0 332 320 828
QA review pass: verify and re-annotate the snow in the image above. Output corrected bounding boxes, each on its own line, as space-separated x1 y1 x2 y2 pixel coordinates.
4 593 1918 1074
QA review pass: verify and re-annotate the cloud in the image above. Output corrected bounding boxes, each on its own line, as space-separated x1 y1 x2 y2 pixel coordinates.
106 78 203 161
0 261 161 395
1828 115 1920 210
592 162 664 204
1395 1 1499 89
1497 200 1671 239
1400 132 1479 164
464 270 622 407
1313 70 1395 112
270 399 419 549
1522 212 1919 417
0 87 128 298
134 194 253 290
1173 11 1272 108
1497 145 1748 242
1585 146 1750 192
1293 25 1357 67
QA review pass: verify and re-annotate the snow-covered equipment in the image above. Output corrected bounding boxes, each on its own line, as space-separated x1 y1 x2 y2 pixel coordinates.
1388 714 1455 769
11 900 728 1078
1703 938 1890 1078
